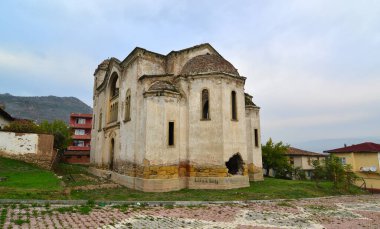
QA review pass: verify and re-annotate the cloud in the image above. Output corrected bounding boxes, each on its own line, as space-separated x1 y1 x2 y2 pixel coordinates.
0 0 379 143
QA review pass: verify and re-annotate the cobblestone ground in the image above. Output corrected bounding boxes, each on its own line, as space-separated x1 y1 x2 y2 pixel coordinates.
0 195 379 228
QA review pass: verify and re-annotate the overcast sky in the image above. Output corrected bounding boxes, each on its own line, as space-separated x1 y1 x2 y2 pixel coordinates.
0 0 379 149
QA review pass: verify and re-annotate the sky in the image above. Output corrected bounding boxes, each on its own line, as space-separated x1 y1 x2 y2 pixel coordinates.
0 0 379 151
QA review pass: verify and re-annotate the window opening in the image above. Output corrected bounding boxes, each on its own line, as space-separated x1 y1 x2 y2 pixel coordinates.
168 122 174 146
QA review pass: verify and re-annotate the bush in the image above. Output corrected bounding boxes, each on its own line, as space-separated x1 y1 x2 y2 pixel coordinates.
2 120 40 133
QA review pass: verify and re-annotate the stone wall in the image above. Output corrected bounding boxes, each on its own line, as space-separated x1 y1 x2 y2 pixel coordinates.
0 131 56 170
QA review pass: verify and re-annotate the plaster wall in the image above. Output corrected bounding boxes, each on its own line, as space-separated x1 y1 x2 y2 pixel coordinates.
145 96 181 165
187 76 224 165
0 131 38 154
0 132 55 169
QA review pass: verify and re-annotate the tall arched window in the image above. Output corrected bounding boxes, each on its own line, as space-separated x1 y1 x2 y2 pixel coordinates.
201 89 210 120
108 73 119 123
124 89 131 121
231 91 237 120
110 74 119 98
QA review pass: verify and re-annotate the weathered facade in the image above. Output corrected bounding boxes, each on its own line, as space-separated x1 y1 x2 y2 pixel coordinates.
90 43 263 192
0 131 56 170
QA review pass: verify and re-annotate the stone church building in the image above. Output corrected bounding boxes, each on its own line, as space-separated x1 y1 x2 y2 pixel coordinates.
90 43 263 192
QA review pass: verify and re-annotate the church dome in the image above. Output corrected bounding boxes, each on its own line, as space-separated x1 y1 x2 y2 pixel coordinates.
148 81 179 93
180 54 239 76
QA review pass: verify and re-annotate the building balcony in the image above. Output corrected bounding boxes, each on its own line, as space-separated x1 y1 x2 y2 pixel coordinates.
70 123 92 129
67 146 90 151
72 134 91 140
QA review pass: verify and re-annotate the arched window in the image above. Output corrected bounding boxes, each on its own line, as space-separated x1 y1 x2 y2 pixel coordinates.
108 73 119 123
201 89 210 120
231 91 237 120
124 89 131 121
110 73 119 98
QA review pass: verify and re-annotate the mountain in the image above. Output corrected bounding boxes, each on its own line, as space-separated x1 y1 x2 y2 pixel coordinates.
0 93 92 124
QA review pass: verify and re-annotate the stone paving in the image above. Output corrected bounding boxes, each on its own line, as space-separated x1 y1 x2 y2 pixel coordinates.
0 195 379 228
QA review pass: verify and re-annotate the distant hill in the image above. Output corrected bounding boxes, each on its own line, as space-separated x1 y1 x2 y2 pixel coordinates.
0 93 92 124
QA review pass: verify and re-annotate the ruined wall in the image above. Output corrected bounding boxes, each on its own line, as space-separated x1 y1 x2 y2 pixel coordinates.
0 131 56 170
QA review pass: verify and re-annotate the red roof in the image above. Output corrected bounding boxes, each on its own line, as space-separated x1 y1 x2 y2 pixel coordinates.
286 147 327 157
324 142 380 153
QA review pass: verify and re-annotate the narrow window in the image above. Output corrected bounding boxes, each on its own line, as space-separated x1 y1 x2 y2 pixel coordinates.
124 90 131 121
254 129 259 147
201 89 209 120
92 115 95 129
168 122 174 146
231 91 237 120
98 112 102 131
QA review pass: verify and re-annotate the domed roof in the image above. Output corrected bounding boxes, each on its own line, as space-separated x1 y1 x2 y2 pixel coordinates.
148 81 179 93
180 54 239 76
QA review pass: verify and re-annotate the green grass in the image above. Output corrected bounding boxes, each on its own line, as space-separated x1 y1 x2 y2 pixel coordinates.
0 157 62 199
0 157 367 200
70 177 365 201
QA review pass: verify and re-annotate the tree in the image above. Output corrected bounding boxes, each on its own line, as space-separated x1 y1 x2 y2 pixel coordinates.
343 164 358 191
311 159 325 187
262 138 292 178
324 154 345 188
39 120 71 152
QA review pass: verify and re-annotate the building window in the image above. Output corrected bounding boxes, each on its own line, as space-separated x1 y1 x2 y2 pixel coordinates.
76 118 86 124
124 89 131 121
231 91 237 120
306 171 312 177
201 89 210 120
168 121 174 146
109 73 119 123
75 129 85 135
340 157 346 165
289 157 294 165
73 140 84 147
98 112 102 131
110 73 119 98
254 129 259 147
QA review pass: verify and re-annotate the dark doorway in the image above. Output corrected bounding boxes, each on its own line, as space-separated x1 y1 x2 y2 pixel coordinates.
110 138 115 170
225 153 244 175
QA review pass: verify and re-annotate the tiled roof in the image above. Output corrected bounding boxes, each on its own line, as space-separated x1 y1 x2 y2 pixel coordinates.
324 142 380 153
180 54 239 76
0 107 14 121
244 93 257 107
286 147 327 157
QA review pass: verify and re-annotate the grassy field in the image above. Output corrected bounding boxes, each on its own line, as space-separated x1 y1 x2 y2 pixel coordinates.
0 157 366 200
0 157 62 199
